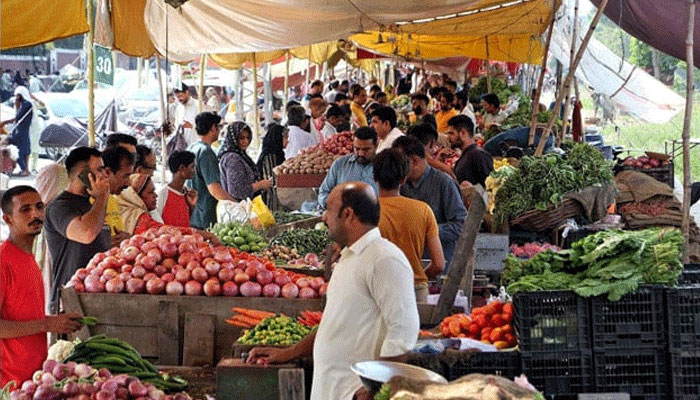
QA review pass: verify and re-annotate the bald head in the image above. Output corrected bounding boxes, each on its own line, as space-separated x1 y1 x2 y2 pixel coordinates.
324 181 379 246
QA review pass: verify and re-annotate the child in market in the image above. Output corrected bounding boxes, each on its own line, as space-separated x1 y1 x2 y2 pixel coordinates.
155 150 198 228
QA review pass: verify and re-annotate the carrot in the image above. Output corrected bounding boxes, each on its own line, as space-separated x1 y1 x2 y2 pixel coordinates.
230 315 263 327
225 319 250 328
232 308 275 320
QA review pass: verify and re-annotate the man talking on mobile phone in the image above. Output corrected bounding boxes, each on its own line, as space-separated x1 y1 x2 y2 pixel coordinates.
44 147 112 313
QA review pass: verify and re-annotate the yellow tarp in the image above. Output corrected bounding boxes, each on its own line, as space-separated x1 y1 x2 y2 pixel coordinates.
112 0 157 58
1 0 88 49
350 0 558 64
210 41 344 69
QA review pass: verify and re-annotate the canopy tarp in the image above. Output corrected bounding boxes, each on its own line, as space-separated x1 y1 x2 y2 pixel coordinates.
590 0 700 69
0 0 88 49
349 0 558 64
143 0 513 60
111 0 158 57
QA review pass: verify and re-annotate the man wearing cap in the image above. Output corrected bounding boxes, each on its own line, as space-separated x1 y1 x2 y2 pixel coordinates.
0 86 33 176
174 84 200 147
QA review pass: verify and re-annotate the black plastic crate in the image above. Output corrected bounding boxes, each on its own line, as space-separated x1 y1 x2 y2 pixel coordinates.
679 264 700 285
590 286 666 349
593 349 667 398
508 229 551 246
521 350 594 397
617 162 674 188
514 290 591 352
670 350 700 400
561 228 595 249
447 350 522 381
667 285 700 351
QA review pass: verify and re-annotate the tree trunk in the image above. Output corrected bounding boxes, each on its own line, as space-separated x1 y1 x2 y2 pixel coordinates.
681 0 695 264
651 48 662 80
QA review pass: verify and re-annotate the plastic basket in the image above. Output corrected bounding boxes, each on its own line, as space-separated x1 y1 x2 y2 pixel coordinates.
679 264 700 285
514 290 591 352
590 286 666 349
447 351 522 381
669 350 700 400
521 350 594 397
666 285 700 351
593 349 668 398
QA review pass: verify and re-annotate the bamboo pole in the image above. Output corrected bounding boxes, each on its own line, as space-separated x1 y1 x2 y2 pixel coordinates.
198 55 206 113
87 0 95 146
681 0 695 264
560 0 580 145
485 36 492 93
305 46 311 93
283 50 290 108
528 4 556 146
252 52 260 141
155 54 167 184
535 0 609 155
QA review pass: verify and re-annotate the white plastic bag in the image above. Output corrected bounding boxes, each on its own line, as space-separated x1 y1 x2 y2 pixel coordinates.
216 199 252 224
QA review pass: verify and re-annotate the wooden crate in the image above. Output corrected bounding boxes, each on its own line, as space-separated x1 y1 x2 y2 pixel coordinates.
275 173 326 188
62 288 445 366
216 358 309 400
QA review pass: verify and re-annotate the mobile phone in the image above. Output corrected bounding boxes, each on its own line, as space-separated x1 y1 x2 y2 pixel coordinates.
78 168 93 191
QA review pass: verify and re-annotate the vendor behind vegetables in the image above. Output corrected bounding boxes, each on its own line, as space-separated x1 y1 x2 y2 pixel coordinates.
247 182 419 400
1 186 81 387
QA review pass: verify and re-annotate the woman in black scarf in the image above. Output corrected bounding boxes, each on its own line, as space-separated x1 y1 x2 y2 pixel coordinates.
218 121 272 201
257 123 288 179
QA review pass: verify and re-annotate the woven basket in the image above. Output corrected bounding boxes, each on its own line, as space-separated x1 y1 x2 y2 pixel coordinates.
510 198 583 232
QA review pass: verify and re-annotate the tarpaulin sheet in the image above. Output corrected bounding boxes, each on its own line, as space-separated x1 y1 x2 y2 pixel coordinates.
143 0 508 60
590 0 700 69
112 0 157 58
1 0 88 49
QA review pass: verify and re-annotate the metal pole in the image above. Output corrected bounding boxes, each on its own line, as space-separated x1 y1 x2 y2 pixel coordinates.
306 46 311 94
283 50 290 107
87 0 95 146
560 0 580 144
681 0 695 263
263 62 272 128
137 58 142 89
535 0 609 155
252 53 260 140
198 55 206 113
485 35 492 93
528 6 556 146
155 54 167 184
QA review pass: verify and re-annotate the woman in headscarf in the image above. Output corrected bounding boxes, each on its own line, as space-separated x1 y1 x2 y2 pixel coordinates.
257 124 288 179
218 121 272 201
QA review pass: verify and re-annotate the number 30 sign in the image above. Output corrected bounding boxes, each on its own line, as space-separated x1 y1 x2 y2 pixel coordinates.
93 44 114 86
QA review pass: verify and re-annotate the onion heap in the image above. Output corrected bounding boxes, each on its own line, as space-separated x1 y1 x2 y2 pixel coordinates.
276 131 353 175
68 226 326 298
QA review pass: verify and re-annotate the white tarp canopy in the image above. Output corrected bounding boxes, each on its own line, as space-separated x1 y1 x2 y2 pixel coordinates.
144 0 490 61
550 17 685 124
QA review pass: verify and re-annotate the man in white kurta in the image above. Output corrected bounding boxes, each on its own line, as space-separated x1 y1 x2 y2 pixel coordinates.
174 84 200 147
246 182 419 400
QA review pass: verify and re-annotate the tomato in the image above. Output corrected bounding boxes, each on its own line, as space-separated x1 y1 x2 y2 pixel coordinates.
491 314 505 327
490 327 504 343
483 303 497 317
474 315 488 329
501 324 513 334
458 315 471 330
441 325 451 337
470 307 484 317
502 312 513 324
481 339 492 345
505 333 517 347
469 324 480 336
493 341 508 350
449 321 461 337
481 327 492 340
492 301 504 313
503 302 514 315
457 333 466 338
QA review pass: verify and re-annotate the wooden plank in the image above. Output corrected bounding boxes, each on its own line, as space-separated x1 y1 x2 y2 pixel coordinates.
77 293 160 326
61 287 90 341
183 313 215 366
217 358 297 400
158 300 180 365
278 368 305 400
91 325 159 357
432 187 487 323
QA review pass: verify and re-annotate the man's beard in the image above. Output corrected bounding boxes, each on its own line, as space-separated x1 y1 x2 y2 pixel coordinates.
451 138 464 149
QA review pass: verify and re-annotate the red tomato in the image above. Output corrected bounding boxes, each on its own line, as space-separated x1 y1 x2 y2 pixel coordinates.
491 315 505 327
469 324 480 336
502 312 513 324
503 303 514 315
474 315 488 329
492 301 504 313
449 321 461 337
505 333 517 347
501 324 513 334
493 341 508 350
490 327 504 343
481 327 492 340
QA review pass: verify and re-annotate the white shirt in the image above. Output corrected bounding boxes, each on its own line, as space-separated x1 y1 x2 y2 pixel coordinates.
175 99 199 147
311 228 419 400
461 104 477 128
321 121 337 140
324 89 339 104
29 76 42 93
376 127 404 154
284 125 318 159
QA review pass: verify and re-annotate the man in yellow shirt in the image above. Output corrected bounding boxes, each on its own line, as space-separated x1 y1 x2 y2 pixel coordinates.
373 148 445 302
101 146 135 245
350 85 368 129
435 92 459 134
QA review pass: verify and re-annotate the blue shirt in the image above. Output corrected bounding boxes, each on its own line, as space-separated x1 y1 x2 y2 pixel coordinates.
318 154 379 208
400 165 467 267
187 141 220 229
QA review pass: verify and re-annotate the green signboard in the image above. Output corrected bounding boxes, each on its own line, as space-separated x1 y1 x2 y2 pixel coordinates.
93 44 114 86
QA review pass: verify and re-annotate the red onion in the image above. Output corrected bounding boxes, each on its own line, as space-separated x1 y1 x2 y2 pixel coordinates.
146 278 165 294
222 281 239 297
165 281 184 296
178 242 196 255
185 260 201 271
191 267 208 283
239 281 262 297
131 266 146 278
197 246 213 260
143 272 157 282
281 283 299 299
140 241 158 253
42 360 58 373
120 264 133 273
146 248 163 263
72 280 86 293
128 382 148 398
262 283 281 298
129 234 146 247
161 272 175 282
140 255 157 271
213 248 232 263
126 278 145 294
184 280 202 296
296 277 312 289
75 268 89 280
304 253 319 265
106 278 125 293
119 246 140 262
256 270 274 285
274 274 291 286
309 277 325 290
234 272 250 284
204 260 221 276
153 265 167 276
175 269 191 284
160 242 178 258
218 268 234 282
245 266 258 278
319 283 328 297
299 287 317 299
161 258 177 269
203 279 221 296
85 275 105 293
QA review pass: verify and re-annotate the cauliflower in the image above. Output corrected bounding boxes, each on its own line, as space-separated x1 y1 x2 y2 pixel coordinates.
47 340 75 362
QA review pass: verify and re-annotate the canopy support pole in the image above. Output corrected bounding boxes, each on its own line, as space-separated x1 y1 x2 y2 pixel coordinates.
252 53 260 141
198 55 206 113
560 0 580 145
156 54 167 184
87 0 95 147
306 47 311 92
528 3 556 146
263 62 272 129
536 0 609 155
485 35 492 93
137 58 142 89
681 0 695 264
284 50 290 109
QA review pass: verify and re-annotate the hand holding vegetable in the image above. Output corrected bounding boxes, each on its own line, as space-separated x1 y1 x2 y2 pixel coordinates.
44 313 82 334
246 347 293 365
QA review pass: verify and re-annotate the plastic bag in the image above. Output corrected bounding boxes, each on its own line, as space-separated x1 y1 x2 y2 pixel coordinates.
217 199 252 224
250 195 275 228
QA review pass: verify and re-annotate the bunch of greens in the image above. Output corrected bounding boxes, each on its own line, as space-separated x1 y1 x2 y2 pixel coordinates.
502 228 684 301
494 143 613 224
271 228 330 256
374 383 391 400
273 211 315 225
469 77 508 100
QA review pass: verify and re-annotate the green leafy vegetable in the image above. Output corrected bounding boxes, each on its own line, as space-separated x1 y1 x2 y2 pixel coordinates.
271 228 330 256
374 383 391 400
